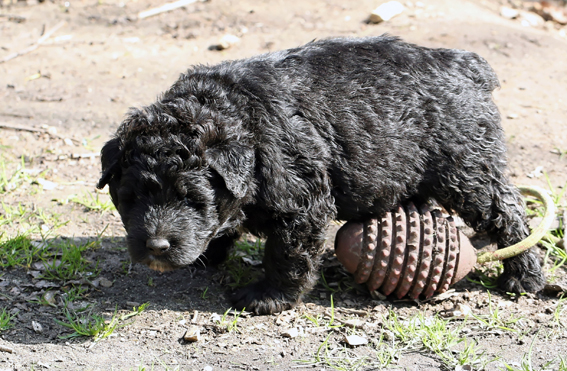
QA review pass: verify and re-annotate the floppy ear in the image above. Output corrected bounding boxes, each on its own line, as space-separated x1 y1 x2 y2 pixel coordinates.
205 143 254 199
97 138 123 189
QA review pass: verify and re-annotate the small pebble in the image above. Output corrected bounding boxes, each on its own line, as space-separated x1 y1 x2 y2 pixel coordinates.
452 303 472 318
216 34 240 50
98 277 113 288
46 126 58 135
35 178 58 191
382 330 395 341
369 1 404 23
32 321 43 333
344 334 368 346
520 11 545 27
500 6 519 19
43 291 57 306
184 326 201 342
281 328 299 338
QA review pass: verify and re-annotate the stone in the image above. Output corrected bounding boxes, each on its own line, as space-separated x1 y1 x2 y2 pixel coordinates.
217 34 240 50
344 334 368 346
98 277 113 288
281 328 299 338
370 1 405 23
183 326 201 342
32 321 43 333
520 11 545 27
500 6 519 19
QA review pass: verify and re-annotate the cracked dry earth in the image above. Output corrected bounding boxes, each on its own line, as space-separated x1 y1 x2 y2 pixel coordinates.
1 0 567 370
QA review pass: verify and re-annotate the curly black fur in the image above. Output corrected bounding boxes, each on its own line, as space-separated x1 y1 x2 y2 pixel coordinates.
98 36 545 314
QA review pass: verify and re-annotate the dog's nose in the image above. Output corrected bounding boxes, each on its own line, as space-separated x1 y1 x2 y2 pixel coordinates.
146 238 170 255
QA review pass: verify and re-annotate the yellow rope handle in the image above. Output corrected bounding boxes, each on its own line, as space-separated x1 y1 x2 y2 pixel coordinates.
476 186 556 264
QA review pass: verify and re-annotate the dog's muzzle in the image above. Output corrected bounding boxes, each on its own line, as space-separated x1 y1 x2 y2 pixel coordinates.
146 238 170 255
142 238 176 272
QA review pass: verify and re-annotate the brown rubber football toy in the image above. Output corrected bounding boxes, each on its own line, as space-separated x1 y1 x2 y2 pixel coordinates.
334 186 555 300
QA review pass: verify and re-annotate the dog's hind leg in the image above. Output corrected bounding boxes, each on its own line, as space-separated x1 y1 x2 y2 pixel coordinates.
489 184 546 293
426 165 546 294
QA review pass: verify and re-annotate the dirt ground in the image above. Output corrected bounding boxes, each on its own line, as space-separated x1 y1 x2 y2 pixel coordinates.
1 0 567 370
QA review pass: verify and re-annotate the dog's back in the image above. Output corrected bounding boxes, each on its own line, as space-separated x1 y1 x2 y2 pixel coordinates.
191 36 503 220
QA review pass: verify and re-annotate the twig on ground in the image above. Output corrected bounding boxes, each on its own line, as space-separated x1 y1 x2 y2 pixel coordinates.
562 209 567 252
0 14 26 23
0 122 46 134
0 21 65 64
137 0 200 19
0 344 14 353
0 113 33 119
323 310 365 328
0 122 81 145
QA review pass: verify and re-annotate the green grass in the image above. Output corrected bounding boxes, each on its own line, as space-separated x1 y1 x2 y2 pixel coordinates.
200 286 209 299
297 297 394 371
215 307 246 333
296 293 567 371
296 299 566 371
68 191 116 213
125 361 181 371
60 286 91 312
39 238 100 281
0 307 15 332
500 333 567 371
468 262 502 290
0 233 100 281
55 302 149 341
529 178 566 272
303 312 325 327
552 295 566 326
0 232 46 268
0 201 66 235
312 333 378 371
471 291 523 333
297 332 395 370
545 295 567 340
221 237 264 289
0 155 33 194
471 179 566 291
379 310 496 370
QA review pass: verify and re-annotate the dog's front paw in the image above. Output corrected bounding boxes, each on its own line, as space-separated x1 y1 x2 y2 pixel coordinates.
232 281 295 315
497 250 546 293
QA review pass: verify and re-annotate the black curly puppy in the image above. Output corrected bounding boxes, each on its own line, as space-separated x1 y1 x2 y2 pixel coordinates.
98 36 545 314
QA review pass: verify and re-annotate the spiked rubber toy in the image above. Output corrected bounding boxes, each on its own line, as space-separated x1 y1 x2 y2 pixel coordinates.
335 203 476 300
334 186 555 300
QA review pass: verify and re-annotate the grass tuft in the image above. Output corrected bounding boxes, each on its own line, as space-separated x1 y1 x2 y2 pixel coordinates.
68 191 116 214
0 232 39 268
55 302 149 342
216 307 245 333
500 332 567 371
221 237 264 289
0 307 15 332
0 155 34 194
39 238 100 281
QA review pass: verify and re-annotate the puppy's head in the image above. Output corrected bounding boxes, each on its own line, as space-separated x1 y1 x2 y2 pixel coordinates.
98 102 254 271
